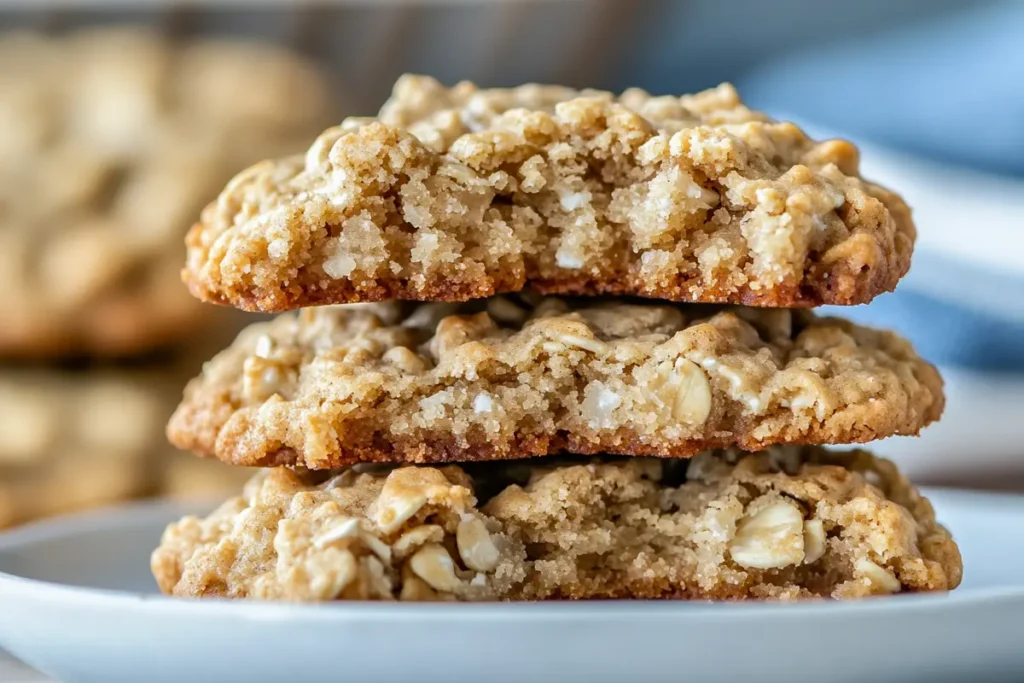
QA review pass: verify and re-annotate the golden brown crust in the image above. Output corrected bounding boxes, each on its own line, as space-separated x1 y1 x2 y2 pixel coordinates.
184 257 892 313
151 447 961 601
183 75 914 313
168 297 943 469
0 29 332 357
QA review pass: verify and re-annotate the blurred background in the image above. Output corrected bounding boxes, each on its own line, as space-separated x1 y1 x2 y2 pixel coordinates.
1 0 1022 532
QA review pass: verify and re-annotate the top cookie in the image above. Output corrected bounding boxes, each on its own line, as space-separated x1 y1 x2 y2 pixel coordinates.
184 74 914 312
0 29 332 357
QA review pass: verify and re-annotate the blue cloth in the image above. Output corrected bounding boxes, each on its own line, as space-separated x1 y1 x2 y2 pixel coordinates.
823 291 1024 373
738 2 1024 374
738 2 1024 177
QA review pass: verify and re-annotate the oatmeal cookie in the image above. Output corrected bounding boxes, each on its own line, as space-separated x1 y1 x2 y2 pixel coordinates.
0 370 172 528
183 74 914 312
152 446 961 601
168 297 943 469
0 29 331 357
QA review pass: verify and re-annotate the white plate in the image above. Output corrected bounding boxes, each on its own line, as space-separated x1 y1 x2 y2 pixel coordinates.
1 493 1023 683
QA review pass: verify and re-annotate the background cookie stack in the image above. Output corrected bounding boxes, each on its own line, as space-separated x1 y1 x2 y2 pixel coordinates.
154 76 961 601
0 28 333 528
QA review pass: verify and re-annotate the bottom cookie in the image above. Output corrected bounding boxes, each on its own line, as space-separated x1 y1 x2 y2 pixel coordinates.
152 447 961 601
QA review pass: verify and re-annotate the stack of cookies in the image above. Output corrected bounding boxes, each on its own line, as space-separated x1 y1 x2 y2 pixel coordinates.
154 75 962 601
0 28 332 527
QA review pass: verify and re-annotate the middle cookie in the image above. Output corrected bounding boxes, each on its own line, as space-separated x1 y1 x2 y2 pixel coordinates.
169 297 943 469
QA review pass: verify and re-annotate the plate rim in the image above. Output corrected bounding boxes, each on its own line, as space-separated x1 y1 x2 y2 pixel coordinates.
1 491 1023 624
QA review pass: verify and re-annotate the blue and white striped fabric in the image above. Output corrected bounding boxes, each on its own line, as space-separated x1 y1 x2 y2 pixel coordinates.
825 291 1024 373
738 1 1024 177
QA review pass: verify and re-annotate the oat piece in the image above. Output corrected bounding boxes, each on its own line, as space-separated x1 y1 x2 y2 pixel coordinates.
0 29 332 357
152 446 961 601
168 297 943 469
183 74 914 312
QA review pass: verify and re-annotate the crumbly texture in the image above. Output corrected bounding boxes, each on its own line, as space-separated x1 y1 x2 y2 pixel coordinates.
152 446 961 601
168 296 943 469
0 29 332 357
0 370 171 528
184 74 914 312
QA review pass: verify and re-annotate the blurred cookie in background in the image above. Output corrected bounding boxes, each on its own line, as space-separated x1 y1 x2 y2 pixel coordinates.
0 28 334 359
159 453 254 500
0 369 172 529
0 25 334 523
0 336 263 528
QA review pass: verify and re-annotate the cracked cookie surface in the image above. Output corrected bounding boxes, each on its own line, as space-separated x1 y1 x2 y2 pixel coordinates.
168 296 943 469
0 29 331 357
152 446 961 601
183 74 914 312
